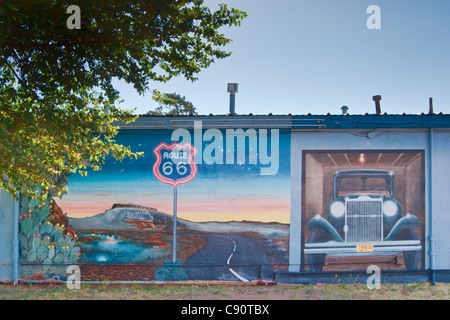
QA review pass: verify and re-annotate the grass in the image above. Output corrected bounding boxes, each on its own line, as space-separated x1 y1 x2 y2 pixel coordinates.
0 281 448 300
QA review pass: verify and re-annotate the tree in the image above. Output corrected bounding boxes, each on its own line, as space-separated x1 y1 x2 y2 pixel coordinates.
0 0 247 198
148 92 198 116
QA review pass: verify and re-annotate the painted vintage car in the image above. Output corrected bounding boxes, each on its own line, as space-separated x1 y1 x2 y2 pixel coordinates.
305 169 422 272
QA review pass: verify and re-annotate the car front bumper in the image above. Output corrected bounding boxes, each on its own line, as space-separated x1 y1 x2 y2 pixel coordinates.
304 240 422 255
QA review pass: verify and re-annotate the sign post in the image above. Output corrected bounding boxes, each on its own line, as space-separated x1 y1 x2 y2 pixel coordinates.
153 142 198 263
172 186 178 263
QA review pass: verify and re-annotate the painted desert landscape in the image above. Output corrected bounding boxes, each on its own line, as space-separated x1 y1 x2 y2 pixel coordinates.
67 203 289 282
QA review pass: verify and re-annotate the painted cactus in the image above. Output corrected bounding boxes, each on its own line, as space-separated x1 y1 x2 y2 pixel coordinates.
19 190 81 265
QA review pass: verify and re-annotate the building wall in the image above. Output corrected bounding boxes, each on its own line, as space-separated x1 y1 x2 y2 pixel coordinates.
430 130 450 270
0 189 15 281
1 124 449 282
289 129 449 273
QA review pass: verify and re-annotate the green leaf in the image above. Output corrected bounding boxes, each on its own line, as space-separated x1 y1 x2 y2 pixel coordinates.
48 247 55 260
51 228 63 239
38 206 50 221
31 236 40 250
27 199 39 211
37 245 48 261
69 253 79 264
39 222 52 235
19 234 29 251
54 254 64 263
21 218 33 236
26 249 37 262
63 247 70 258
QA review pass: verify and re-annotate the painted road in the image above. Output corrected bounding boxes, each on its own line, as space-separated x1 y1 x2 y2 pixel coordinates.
184 233 274 281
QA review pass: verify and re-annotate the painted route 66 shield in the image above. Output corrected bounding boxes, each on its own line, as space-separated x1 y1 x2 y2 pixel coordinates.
152 142 198 187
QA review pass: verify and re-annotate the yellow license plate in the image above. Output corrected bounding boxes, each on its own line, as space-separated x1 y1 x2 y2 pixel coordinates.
356 244 374 252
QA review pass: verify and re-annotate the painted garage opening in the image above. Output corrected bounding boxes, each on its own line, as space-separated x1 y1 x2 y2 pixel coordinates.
302 150 425 272
1 113 449 284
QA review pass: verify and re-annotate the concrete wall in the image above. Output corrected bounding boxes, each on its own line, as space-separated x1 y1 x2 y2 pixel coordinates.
1 125 448 282
0 189 15 281
290 129 450 273
430 130 450 270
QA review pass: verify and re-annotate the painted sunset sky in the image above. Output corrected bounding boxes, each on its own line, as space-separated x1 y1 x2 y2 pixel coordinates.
58 129 291 224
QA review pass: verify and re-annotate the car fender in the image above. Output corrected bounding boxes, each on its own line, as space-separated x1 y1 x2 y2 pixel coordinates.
384 213 420 241
307 215 344 242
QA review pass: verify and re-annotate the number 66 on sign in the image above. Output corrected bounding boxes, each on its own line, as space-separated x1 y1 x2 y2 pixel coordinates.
153 142 198 187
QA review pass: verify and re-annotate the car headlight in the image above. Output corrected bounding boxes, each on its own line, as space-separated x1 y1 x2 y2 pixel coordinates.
383 200 398 217
329 201 345 218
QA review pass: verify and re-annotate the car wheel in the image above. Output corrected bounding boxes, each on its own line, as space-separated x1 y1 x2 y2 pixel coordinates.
306 228 331 272
397 228 420 270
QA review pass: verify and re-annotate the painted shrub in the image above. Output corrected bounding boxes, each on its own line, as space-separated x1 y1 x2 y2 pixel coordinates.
19 190 81 278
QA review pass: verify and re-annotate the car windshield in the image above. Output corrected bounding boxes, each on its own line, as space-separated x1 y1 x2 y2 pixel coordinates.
335 173 393 198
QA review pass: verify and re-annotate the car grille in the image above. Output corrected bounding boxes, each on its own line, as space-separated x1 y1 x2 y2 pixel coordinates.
345 198 383 242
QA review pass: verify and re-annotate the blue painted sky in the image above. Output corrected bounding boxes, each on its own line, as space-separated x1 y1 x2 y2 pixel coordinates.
112 0 450 116
59 130 291 223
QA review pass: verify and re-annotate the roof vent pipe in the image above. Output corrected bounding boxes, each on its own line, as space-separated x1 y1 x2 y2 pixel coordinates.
373 95 382 114
341 106 349 115
429 97 434 115
227 83 238 116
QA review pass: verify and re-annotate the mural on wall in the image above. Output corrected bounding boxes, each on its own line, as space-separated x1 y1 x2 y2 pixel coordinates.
302 150 425 272
18 190 82 280
20 128 291 282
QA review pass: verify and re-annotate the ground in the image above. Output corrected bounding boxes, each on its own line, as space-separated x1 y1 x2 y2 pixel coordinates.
0 281 448 300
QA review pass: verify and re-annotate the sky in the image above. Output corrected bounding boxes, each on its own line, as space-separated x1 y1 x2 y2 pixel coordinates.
113 0 450 117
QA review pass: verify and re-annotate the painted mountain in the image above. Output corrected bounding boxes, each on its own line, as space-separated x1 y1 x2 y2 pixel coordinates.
69 203 178 230
68 203 289 237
